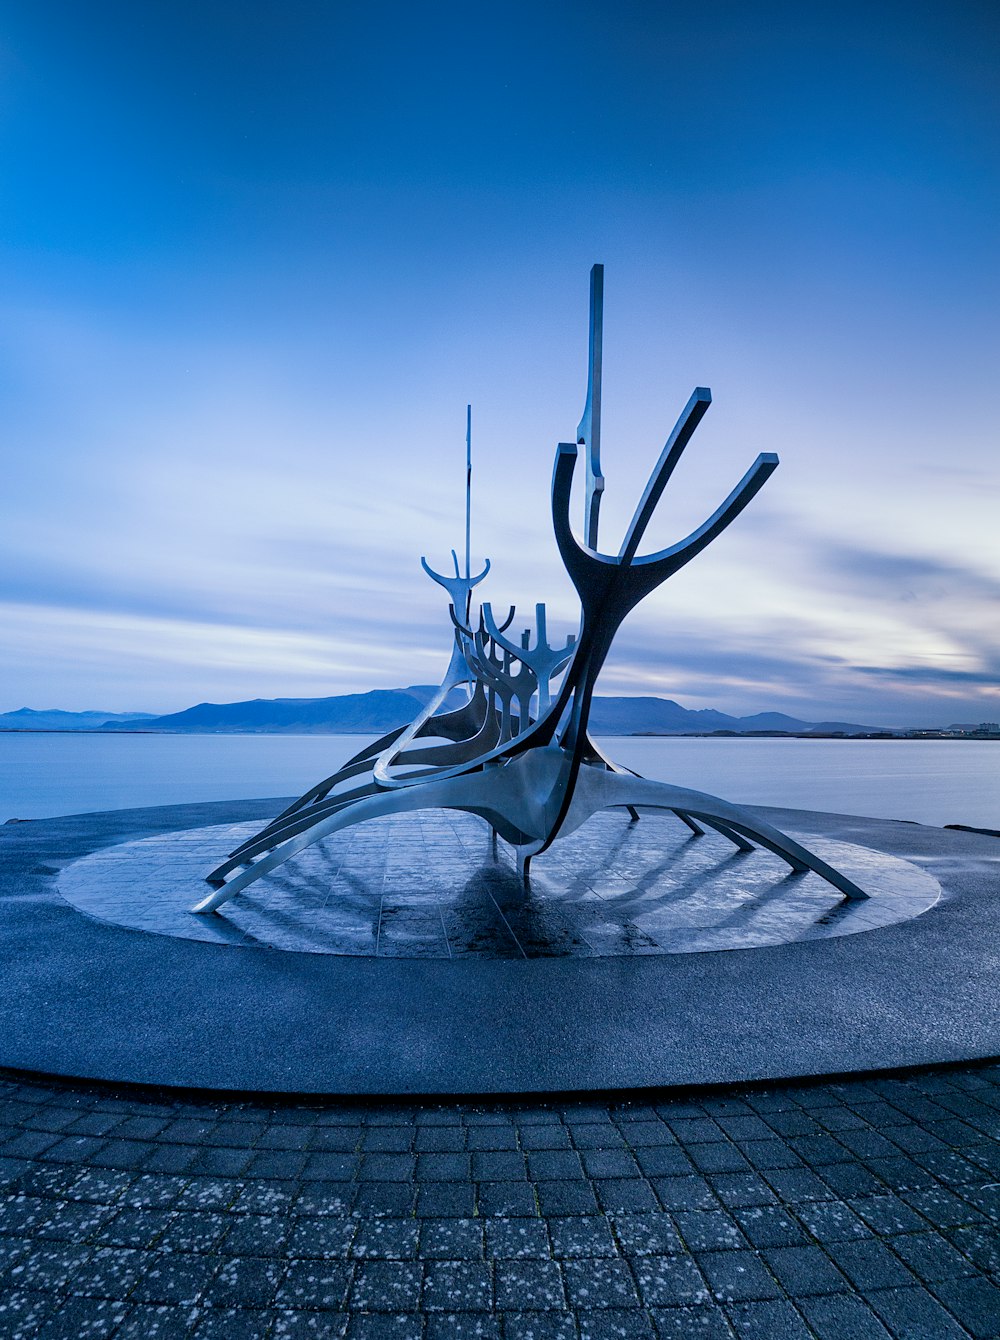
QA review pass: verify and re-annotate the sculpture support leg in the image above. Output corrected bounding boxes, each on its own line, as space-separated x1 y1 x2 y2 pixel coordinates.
545 771 870 902
673 809 706 837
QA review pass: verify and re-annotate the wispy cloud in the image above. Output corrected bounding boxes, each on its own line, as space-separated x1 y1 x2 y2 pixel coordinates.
1 3 998 726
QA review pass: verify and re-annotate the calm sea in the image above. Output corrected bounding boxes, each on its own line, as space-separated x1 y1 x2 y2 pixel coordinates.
0 732 997 830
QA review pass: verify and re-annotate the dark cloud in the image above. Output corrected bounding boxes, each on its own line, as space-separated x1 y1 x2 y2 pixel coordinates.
603 632 819 688
598 617 1000 728
853 663 1000 687
819 542 1000 606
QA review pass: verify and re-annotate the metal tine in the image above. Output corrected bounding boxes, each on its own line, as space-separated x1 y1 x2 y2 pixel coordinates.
633 453 778 573
618 387 712 565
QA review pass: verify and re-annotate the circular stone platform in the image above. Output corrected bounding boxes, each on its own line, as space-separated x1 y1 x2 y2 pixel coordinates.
2 797 999 1096
58 810 939 956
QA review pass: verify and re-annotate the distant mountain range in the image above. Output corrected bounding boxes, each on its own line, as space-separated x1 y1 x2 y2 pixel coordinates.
0 691 888 737
0 708 156 731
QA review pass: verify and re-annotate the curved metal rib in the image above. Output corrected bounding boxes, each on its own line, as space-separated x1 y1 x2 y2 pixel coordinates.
197 751 868 911
194 748 570 913
530 768 869 902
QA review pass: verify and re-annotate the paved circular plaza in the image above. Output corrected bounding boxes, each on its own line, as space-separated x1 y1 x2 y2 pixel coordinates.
2 798 999 1096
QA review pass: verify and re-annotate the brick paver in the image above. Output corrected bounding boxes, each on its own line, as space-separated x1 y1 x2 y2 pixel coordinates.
1 1064 1000 1337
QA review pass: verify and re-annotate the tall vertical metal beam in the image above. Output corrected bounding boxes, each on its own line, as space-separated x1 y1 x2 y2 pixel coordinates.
576 264 604 550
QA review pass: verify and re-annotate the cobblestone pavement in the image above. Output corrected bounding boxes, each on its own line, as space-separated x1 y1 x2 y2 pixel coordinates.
2 1064 1000 1339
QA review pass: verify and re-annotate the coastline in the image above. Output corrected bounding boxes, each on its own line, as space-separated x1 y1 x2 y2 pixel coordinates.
2 727 997 740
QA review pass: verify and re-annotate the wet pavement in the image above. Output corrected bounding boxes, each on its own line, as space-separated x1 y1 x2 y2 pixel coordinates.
2 1062 1000 1338
58 810 938 957
4 801 999 1095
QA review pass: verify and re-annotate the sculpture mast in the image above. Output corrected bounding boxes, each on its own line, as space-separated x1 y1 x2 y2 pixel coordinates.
576 263 605 550
465 403 472 580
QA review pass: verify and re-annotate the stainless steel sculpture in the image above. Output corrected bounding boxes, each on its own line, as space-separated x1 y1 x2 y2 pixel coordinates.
193 266 868 913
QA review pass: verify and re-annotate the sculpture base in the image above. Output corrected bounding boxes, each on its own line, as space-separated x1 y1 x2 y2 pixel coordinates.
61 808 935 956
2 798 997 1096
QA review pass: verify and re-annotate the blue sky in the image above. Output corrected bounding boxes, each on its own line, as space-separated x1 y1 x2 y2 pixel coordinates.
1 0 998 726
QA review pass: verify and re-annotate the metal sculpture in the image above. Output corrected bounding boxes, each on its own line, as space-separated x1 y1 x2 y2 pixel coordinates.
193 266 868 913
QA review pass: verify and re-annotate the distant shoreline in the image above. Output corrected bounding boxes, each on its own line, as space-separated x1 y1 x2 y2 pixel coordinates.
1 728 998 741
7 691 996 740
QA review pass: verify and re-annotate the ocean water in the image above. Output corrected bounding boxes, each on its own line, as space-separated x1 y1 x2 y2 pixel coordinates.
0 732 997 830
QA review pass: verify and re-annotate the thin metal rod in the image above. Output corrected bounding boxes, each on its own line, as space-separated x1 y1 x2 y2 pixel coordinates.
465 403 472 580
